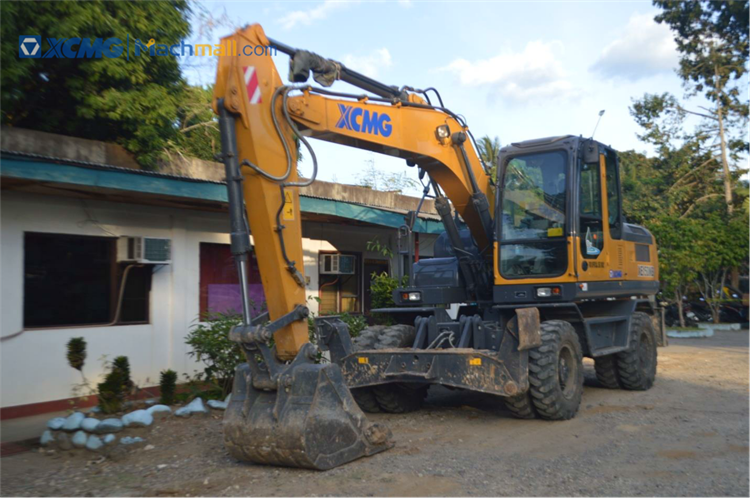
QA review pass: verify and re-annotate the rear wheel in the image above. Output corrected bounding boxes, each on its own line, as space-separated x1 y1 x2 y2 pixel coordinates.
617 312 657 390
594 355 621 389
351 324 425 413
528 320 584 420
592 312 657 390
373 384 428 414
504 392 537 419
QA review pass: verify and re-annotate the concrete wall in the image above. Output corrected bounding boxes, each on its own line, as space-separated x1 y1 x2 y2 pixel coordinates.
0 191 436 408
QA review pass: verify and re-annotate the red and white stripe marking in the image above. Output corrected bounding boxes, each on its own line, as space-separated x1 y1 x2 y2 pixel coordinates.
244 66 262 104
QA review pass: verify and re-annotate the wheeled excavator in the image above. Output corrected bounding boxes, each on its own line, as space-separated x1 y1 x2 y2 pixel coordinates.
212 24 664 471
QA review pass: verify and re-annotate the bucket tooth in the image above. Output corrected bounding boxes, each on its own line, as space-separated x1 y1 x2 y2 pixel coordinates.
224 362 393 470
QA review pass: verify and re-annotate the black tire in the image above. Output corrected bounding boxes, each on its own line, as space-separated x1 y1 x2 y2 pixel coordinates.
594 355 621 389
617 312 657 391
504 392 537 419
373 384 428 413
351 324 425 413
527 320 584 420
350 387 381 413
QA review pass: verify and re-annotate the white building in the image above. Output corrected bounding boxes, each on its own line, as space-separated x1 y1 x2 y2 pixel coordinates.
0 128 443 418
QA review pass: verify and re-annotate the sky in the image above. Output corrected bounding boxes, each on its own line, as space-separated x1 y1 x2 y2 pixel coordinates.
182 0 697 196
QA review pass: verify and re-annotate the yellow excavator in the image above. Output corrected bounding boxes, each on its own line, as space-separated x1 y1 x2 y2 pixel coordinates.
212 24 663 470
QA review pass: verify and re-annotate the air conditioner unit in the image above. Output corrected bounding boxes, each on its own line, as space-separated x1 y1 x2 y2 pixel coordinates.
117 237 172 264
319 254 356 275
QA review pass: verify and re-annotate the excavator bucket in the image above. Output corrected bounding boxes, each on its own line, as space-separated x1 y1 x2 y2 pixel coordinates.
224 359 392 470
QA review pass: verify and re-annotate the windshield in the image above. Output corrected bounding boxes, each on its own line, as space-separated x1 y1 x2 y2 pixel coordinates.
499 150 568 279
501 151 567 241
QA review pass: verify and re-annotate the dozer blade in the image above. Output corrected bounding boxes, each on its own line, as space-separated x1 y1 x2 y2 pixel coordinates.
224 360 393 470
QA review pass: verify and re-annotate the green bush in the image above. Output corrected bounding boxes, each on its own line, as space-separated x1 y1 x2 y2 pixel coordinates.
339 312 367 338
97 368 126 414
369 272 407 324
185 311 245 397
66 337 87 371
159 369 178 405
112 356 133 390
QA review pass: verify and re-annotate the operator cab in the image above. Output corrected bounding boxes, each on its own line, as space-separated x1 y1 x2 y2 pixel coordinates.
393 134 656 308
495 135 623 282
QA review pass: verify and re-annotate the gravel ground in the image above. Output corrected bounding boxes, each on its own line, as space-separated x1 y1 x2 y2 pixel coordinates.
2 331 748 497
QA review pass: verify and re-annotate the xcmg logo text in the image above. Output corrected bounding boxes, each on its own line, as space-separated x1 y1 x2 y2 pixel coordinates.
335 104 392 137
18 36 275 59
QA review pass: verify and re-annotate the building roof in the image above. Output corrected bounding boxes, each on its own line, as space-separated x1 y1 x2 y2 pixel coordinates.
0 128 443 234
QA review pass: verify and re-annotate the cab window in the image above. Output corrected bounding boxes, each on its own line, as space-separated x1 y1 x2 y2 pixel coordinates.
605 150 622 239
499 151 568 278
579 159 603 258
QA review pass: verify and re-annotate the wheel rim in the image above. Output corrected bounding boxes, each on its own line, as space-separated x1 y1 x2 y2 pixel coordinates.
638 331 654 372
558 344 578 398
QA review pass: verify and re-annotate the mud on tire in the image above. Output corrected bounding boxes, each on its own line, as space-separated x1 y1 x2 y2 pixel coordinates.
351 324 425 413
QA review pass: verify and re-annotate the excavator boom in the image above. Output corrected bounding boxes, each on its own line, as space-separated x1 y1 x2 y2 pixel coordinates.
212 24 495 470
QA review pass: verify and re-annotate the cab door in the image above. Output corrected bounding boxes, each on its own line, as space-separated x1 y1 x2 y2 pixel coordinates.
576 146 622 280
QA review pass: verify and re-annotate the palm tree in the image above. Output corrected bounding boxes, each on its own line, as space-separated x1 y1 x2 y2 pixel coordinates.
477 135 501 183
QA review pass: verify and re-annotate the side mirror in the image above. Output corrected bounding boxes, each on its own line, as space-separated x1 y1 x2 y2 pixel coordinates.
582 140 600 164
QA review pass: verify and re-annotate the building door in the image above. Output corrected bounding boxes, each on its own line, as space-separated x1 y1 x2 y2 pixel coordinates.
364 259 390 313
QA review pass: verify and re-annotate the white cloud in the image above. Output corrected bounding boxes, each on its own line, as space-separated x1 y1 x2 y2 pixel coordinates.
591 13 678 81
278 0 353 30
439 41 579 102
342 48 392 78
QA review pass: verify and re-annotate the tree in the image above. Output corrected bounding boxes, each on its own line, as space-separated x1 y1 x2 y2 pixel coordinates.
627 91 749 326
648 217 703 327
653 0 749 214
1 1 191 167
691 213 749 323
355 158 419 194
166 84 220 162
626 96 732 220
476 135 501 182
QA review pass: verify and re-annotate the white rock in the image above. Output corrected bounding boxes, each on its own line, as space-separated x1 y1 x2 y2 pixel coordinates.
225 393 232 403
144 444 155 451
40 430 55 446
174 398 209 418
144 398 158 406
103 434 117 445
72 430 88 448
157 464 168 470
146 404 172 419
120 436 145 445
47 417 66 430
62 412 86 431
89 406 102 414
122 409 153 428
95 418 124 434
81 418 100 433
207 399 228 410
85 435 103 451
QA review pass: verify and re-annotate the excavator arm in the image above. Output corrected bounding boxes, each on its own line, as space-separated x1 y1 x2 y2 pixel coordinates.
213 24 493 357
212 24 493 470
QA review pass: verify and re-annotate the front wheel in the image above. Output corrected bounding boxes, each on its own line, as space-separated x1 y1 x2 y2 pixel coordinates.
527 320 584 420
506 321 584 420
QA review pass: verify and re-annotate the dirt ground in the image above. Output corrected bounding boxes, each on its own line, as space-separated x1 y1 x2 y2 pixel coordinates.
2 331 748 497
